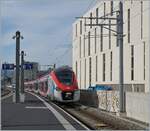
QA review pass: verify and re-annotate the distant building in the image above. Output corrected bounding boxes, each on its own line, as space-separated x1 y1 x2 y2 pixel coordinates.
72 1 150 93
12 61 39 83
1 70 14 87
24 61 39 81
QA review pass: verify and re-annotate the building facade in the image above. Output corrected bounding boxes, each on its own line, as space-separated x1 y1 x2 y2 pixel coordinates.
12 61 39 84
72 0 150 93
24 61 39 81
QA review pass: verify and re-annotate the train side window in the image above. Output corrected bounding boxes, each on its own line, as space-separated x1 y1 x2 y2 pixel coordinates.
48 78 53 89
49 78 55 89
45 81 48 91
40 82 42 91
36 83 38 90
42 82 45 91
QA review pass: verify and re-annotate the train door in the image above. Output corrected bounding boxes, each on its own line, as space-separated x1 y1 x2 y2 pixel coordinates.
45 80 48 95
48 77 55 100
38 82 43 95
35 81 38 93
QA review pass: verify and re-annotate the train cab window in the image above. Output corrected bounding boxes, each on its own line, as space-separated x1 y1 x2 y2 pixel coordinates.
55 70 73 85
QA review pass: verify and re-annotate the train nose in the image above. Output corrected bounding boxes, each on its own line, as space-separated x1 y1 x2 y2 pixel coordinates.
62 92 74 100
66 86 71 89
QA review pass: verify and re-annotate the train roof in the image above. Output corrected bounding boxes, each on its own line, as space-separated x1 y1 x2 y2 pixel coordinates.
25 66 73 84
53 66 72 73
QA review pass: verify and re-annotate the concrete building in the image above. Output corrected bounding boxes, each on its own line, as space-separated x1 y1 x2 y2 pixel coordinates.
12 61 39 83
73 0 150 93
72 1 150 123
24 61 39 81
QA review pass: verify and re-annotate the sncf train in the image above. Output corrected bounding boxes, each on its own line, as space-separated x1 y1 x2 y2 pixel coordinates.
25 66 80 102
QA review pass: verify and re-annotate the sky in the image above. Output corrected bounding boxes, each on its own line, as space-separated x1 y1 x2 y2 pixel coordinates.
0 0 98 69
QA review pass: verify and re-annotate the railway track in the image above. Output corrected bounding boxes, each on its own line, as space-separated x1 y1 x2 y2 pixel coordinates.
31 92 148 130
36 93 117 130
26 92 115 130
51 102 116 130
1 88 12 97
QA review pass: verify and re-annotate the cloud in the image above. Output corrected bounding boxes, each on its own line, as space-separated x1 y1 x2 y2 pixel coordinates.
1 0 93 67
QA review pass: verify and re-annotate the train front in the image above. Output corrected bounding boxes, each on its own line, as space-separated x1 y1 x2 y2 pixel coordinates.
51 67 80 102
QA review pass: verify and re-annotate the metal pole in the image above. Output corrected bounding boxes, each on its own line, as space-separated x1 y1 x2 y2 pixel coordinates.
148 2 150 130
118 2 125 113
15 31 20 103
4 62 6 90
20 50 25 103
53 64 56 69
21 51 24 94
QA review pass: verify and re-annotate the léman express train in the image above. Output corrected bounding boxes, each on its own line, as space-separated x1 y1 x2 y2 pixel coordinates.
25 66 80 102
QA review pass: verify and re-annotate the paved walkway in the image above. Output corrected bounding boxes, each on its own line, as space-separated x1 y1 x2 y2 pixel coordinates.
1 92 88 130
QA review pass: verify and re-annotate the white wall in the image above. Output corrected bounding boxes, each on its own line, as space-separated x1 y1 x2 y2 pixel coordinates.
72 1 150 92
126 92 150 123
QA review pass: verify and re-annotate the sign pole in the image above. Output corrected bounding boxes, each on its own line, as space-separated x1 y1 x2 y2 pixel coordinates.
15 31 20 103
13 31 23 103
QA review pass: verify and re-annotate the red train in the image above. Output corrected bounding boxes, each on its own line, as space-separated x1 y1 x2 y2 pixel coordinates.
25 66 80 102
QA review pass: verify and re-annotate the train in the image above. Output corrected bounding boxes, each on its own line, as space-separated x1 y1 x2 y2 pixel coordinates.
24 66 80 102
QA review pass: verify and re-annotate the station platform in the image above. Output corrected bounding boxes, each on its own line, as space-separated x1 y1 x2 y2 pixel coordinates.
1 92 88 130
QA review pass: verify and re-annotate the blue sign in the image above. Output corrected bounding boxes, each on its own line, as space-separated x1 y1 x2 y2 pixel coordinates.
24 64 33 70
2 63 33 70
2 64 14 70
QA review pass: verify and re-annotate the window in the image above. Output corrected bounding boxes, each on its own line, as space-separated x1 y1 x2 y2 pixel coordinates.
89 57 92 86
35 83 38 90
76 61 78 79
110 52 112 81
55 70 73 85
109 20 111 49
110 1 113 16
76 24 77 37
100 25 103 52
88 32 91 56
141 1 143 39
80 60 81 88
128 9 130 43
96 8 99 24
95 28 97 53
116 14 119 47
84 59 86 88
103 53 105 81
131 45 134 81
80 20 82 35
143 42 145 80
104 2 106 20
83 35 85 57
90 13 92 28
84 19 86 32
79 37 81 58
96 56 98 82
45 81 48 92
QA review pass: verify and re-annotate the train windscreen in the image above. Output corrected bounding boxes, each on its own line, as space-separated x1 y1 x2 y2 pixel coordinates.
55 70 73 85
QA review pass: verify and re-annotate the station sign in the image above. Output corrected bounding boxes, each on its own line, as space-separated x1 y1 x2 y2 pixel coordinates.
2 64 15 70
24 63 33 70
2 63 33 70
